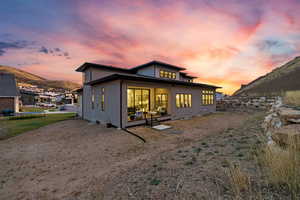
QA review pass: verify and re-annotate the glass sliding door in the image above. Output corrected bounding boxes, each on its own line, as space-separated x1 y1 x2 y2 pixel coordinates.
127 88 150 121
155 93 168 115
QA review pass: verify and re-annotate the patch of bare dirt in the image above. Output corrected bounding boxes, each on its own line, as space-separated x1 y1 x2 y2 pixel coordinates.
0 112 259 200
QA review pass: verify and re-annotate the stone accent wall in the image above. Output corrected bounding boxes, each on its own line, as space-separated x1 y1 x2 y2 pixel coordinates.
0 97 15 112
262 97 300 146
217 96 279 111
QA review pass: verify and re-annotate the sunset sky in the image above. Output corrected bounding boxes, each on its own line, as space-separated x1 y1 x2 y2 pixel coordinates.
1 0 300 94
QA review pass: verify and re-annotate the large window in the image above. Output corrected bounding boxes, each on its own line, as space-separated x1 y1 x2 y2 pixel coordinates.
202 90 214 105
160 70 176 79
127 88 150 121
176 94 192 108
100 87 105 111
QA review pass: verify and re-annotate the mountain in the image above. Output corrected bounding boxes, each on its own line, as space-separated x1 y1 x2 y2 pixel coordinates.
0 65 81 91
233 56 300 96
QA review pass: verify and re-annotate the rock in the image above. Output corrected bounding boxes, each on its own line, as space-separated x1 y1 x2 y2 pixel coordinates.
287 118 300 124
262 113 282 132
271 124 300 146
279 107 300 119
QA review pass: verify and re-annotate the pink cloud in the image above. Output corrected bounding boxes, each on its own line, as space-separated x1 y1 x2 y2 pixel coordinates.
2 0 300 94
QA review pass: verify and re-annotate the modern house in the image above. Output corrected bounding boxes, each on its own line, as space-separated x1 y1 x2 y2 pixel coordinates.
0 73 20 113
76 60 220 128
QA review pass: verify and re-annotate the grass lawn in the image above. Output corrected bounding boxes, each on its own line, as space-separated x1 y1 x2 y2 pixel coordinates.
0 113 76 140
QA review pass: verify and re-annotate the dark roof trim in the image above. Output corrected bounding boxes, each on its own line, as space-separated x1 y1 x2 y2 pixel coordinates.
131 60 186 71
86 73 221 89
75 62 132 73
75 88 83 93
180 72 197 78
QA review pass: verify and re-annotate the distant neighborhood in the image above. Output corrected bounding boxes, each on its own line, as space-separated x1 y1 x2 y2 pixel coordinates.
0 67 80 115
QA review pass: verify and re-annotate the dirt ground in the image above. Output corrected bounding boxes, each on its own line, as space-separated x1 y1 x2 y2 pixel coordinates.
0 112 264 200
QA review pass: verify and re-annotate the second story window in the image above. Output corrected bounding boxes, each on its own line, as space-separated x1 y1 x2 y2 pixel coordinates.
160 70 176 79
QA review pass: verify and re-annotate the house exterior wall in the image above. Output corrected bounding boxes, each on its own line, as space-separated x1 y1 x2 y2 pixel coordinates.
83 67 131 83
122 80 216 128
136 65 155 77
82 80 121 127
0 97 15 112
169 86 215 120
81 79 216 128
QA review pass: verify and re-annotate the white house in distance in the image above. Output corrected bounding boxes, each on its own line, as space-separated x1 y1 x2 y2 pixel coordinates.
75 60 220 128
0 73 20 113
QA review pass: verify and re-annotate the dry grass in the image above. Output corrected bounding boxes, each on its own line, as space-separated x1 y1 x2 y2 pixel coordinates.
226 162 251 199
284 90 300 106
227 133 300 199
260 138 300 199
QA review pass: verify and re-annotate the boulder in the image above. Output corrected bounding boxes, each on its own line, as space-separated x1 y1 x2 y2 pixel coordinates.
279 107 300 119
271 124 300 146
286 118 300 124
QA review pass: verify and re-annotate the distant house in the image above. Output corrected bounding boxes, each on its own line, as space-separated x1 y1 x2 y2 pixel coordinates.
76 60 220 128
0 73 20 113
20 90 39 105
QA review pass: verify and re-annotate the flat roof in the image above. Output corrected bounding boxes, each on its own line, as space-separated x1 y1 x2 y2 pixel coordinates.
86 73 221 89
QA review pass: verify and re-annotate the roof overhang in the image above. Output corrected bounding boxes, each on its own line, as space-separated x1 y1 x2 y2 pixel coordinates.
75 62 131 73
86 73 221 89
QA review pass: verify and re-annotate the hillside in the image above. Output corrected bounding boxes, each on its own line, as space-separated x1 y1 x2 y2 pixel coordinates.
0 65 80 91
233 56 300 96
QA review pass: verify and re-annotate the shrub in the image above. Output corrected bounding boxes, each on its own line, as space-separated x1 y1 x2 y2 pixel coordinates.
1 109 14 116
8 114 45 120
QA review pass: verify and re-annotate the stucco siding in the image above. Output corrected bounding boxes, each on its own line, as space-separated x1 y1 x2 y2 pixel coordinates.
136 65 155 77
82 80 121 127
170 86 216 119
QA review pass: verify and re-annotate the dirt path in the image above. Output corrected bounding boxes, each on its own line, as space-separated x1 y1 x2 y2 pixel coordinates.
0 112 257 200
